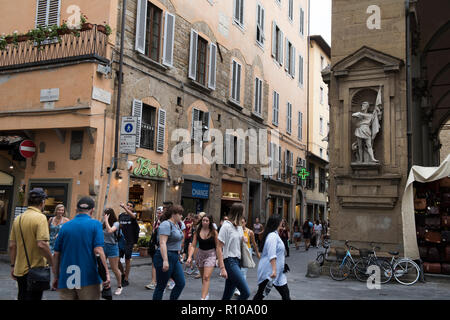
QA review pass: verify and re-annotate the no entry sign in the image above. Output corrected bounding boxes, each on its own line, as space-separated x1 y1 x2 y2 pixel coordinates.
19 140 36 158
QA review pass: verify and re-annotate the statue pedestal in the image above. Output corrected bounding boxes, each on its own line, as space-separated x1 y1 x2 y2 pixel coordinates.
350 162 382 176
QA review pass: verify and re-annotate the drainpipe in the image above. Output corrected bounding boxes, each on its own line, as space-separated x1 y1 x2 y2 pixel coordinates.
305 0 311 225
104 0 126 211
111 0 127 173
405 0 413 172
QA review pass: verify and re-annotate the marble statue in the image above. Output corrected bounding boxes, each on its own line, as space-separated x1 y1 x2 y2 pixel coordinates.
352 87 383 163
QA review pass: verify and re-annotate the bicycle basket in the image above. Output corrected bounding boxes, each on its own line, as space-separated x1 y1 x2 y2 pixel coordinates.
359 248 371 258
335 248 346 260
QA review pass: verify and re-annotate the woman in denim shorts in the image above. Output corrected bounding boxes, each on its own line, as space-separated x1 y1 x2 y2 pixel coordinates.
103 208 123 296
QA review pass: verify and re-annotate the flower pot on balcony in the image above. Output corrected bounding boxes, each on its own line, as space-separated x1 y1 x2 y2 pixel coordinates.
81 23 94 31
5 36 13 44
17 35 30 42
57 28 72 36
97 25 107 34
138 247 149 257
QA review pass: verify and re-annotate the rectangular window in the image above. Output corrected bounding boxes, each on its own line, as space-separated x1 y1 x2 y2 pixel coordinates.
277 146 282 180
145 3 163 61
319 168 326 193
285 40 295 77
298 111 303 140
36 0 60 27
191 108 210 142
320 55 325 70
320 148 323 158
287 102 292 134
320 87 324 104
140 104 157 150
188 30 216 89
299 54 304 86
196 36 208 86
254 77 263 115
320 117 324 135
234 0 244 26
272 22 283 65
231 60 242 104
272 91 279 126
307 162 316 190
288 0 294 21
299 8 305 36
256 4 265 45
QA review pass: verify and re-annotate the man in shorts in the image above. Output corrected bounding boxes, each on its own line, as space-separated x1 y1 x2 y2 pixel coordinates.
118 201 139 287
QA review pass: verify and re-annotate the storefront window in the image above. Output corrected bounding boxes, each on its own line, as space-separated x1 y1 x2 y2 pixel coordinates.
30 183 69 218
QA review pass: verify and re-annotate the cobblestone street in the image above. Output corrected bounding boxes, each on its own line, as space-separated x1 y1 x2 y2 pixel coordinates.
1 243 450 300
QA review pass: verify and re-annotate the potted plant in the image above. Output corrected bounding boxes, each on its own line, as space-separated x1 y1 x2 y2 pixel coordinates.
97 22 112 36
80 13 93 31
137 236 150 257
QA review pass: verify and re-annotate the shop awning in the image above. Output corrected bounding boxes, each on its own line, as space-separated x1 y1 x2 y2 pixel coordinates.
401 154 450 260
0 136 24 145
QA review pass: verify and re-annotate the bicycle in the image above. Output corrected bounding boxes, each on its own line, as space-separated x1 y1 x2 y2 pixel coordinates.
316 239 330 266
386 251 421 285
353 243 393 284
329 240 362 281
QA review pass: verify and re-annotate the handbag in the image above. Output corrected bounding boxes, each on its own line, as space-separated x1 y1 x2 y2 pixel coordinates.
414 198 427 210
241 241 255 269
19 216 50 292
96 254 107 282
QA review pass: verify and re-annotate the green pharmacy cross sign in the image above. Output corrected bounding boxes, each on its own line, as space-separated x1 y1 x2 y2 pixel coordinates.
297 168 310 180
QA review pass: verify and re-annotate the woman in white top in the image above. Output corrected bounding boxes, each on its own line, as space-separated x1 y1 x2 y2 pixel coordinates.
217 203 250 300
253 214 291 300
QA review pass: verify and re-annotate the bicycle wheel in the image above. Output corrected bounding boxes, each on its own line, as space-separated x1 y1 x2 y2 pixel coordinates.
376 259 393 284
316 253 325 266
393 259 420 285
330 259 350 281
354 258 370 282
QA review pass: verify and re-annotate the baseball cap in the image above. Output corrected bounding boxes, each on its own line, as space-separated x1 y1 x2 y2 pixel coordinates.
29 188 48 200
77 196 95 211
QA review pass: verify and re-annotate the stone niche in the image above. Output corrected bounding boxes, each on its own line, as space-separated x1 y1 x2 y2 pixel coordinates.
328 46 405 211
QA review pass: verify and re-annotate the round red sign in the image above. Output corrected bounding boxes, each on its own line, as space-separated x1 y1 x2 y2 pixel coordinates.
19 140 36 158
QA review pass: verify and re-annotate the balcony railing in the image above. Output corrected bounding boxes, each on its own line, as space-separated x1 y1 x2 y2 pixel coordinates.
0 25 109 71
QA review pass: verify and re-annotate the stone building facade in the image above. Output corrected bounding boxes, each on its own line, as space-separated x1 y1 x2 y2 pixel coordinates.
326 0 450 255
114 0 310 227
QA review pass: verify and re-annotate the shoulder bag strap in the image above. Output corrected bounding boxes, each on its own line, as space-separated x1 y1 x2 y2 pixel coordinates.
19 215 32 270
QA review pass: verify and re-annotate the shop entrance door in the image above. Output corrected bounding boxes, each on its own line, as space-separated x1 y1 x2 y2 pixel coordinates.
0 186 13 252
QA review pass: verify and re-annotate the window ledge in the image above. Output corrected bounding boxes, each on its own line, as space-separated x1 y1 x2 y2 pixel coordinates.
228 99 243 111
188 79 213 94
256 40 264 51
137 53 169 71
251 112 264 122
232 19 246 33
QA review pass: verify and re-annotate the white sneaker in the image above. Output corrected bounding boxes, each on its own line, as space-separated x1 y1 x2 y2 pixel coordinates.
145 283 156 290
115 287 123 295
201 294 210 300
234 289 240 296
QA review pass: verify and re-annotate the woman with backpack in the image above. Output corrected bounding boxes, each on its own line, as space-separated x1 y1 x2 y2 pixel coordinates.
103 208 123 296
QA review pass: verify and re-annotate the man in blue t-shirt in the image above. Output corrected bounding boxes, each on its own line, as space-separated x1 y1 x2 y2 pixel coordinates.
52 197 110 300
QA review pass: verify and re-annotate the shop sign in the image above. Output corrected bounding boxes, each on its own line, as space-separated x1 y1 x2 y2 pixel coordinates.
223 192 240 200
191 182 209 199
133 157 166 178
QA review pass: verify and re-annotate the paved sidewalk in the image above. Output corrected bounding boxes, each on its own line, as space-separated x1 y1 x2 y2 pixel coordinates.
1 244 450 300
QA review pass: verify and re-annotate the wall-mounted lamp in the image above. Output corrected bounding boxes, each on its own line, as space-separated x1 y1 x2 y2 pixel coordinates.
9 165 14 170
